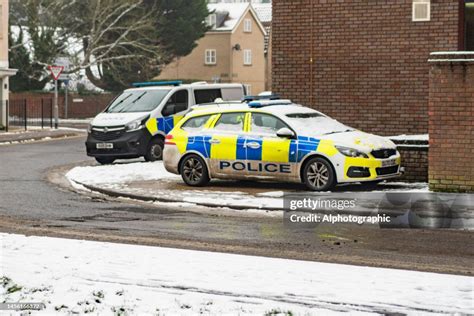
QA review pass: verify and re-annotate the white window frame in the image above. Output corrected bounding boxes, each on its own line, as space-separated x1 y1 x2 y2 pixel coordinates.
412 0 431 22
205 49 217 65
244 84 252 96
243 49 252 66
206 13 217 29
244 18 252 33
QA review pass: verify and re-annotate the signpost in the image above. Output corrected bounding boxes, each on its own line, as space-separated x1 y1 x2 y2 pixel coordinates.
48 65 63 129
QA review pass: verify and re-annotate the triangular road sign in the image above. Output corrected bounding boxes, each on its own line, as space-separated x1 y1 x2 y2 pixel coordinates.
49 65 64 80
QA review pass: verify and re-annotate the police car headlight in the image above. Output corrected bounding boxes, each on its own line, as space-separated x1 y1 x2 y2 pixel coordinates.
335 146 368 158
87 123 92 134
125 116 149 132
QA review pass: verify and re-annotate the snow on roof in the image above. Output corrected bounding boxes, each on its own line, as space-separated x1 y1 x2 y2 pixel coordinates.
253 3 272 24
208 3 250 32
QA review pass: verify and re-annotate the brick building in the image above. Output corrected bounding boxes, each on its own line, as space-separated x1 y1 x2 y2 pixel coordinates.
272 0 473 136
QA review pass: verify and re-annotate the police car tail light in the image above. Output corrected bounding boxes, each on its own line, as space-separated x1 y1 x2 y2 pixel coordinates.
165 134 176 145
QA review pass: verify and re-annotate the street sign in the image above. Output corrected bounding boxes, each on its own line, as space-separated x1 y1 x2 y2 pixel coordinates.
58 73 70 81
49 65 64 80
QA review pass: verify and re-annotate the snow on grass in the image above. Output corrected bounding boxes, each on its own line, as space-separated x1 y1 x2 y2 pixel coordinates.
1 233 472 315
66 161 180 186
66 162 430 211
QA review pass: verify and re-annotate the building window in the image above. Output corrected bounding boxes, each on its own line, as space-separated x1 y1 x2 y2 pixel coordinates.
243 49 252 65
206 14 217 29
0 5 3 39
412 0 430 22
205 49 217 65
244 18 252 33
244 84 252 96
466 1 474 51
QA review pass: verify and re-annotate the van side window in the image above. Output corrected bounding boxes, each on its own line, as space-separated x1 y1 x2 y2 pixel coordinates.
162 90 189 117
194 89 222 104
181 115 212 132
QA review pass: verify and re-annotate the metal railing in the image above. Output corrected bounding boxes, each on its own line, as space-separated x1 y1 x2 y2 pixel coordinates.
4 99 53 132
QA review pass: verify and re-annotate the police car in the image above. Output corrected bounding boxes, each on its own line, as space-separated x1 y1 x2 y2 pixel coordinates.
163 98 402 191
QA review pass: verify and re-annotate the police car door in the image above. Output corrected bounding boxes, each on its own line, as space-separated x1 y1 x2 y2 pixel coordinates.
208 112 247 177
246 112 296 179
159 89 190 134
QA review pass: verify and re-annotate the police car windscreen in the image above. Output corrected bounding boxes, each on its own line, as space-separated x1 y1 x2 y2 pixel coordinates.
106 89 171 113
285 113 354 135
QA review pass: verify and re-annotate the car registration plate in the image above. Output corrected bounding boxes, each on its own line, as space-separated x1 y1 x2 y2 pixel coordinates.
96 143 114 149
381 158 397 167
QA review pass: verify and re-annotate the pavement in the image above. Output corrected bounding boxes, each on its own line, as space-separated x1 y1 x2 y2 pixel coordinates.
0 136 473 275
0 127 85 144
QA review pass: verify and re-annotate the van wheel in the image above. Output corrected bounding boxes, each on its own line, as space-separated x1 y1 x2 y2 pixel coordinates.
303 157 336 191
95 157 115 165
180 154 210 186
144 138 164 162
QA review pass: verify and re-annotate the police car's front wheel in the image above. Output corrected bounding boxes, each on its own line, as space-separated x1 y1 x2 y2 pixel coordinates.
303 157 336 191
180 155 210 187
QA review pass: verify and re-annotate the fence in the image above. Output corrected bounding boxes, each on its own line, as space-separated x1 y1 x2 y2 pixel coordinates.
4 99 53 132
10 92 116 119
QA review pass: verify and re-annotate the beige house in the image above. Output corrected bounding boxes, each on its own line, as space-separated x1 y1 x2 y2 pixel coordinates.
156 3 267 95
0 0 17 128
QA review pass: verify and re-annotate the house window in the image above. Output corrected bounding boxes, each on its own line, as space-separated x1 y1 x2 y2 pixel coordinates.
206 14 217 29
244 18 252 33
0 5 3 38
412 0 430 22
466 1 474 51
205 49 217 65
243 49 252 65
244 84 252 96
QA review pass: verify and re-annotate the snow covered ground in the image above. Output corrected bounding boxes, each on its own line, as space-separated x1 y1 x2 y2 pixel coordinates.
1 233 472 315
66 161 430 212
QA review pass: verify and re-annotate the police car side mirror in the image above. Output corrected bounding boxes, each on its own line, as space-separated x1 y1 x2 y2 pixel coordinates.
276 127 295 139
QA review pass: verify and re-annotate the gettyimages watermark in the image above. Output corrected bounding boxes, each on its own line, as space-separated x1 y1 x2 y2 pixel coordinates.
283 192 473 229
0 303 46 311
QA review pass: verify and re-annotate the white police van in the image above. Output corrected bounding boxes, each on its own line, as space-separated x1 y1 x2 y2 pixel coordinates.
86 81 245 164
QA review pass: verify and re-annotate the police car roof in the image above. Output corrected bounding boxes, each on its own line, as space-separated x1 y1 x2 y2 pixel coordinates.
188 102 318 117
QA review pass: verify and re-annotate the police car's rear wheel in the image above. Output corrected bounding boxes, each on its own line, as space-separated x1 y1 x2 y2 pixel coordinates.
303 157 336 191
181 155 210 186
144 138 164 162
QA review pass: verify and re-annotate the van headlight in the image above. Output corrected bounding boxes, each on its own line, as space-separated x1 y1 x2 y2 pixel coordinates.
125 116 149 132
335 146 368 158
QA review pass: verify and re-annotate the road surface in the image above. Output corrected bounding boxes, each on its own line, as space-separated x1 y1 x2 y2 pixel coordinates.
0 136 472 275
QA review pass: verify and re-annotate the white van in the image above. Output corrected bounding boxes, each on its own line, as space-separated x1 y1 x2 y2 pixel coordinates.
86 81 245 164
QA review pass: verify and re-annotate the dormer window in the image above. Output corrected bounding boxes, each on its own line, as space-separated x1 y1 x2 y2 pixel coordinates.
206 13 217 29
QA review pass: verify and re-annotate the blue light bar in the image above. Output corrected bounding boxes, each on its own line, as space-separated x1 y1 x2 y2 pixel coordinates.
243 94 281 102
248 100 292 108
132 81 182 87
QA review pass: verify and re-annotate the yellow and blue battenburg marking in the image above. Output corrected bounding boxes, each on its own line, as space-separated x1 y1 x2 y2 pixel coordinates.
146 116 184 135
186 136 212 158
178 133 329 164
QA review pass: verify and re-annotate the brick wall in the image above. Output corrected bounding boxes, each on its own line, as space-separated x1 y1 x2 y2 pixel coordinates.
397 146 428 182
272 0 459 136
10 92 116 119
428 52 474 193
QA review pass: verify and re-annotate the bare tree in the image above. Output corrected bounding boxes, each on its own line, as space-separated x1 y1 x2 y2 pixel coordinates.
10 0 209 91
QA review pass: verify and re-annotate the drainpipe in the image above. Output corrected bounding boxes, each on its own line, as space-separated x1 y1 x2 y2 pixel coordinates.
309 0 314 107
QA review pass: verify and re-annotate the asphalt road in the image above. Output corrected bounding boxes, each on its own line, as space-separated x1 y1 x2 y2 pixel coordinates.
0 136 473 275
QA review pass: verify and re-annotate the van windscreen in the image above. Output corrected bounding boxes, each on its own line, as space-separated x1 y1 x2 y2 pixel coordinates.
106 89 171 113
